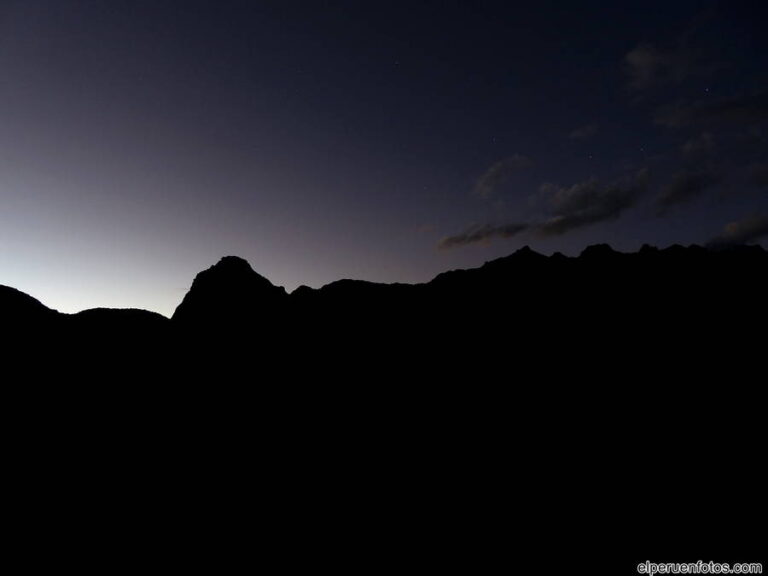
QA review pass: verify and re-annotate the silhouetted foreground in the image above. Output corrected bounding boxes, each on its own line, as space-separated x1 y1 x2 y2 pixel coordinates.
3 245 765 563
5 243 767 340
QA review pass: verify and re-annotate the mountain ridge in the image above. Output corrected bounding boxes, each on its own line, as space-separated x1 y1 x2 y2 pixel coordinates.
2 243 766 321
3 242 764 532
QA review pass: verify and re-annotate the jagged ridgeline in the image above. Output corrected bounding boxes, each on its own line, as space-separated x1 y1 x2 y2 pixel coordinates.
3 244 764 546
2 244 766 362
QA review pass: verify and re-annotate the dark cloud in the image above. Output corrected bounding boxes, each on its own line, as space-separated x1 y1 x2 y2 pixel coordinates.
682 132 715 158
437 222 528 250
655 90 768 128
656 170 719 214
709 213 768 247
569 124 598 140
624 15 726 95
625 44 673 91
473 155 532 198
624 43 693 92
536 169 649 236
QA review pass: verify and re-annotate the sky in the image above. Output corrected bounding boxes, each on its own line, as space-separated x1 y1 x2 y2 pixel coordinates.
1 0 766 316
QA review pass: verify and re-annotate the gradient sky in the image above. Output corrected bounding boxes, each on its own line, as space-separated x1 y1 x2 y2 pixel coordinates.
1 0 766 316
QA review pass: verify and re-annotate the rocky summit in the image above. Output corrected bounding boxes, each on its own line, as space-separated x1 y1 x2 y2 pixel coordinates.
172 256 288 328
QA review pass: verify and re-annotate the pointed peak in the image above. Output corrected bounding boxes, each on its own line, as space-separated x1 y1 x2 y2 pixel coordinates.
172 256 287 324
478 245 546 271
511 245 545 259
291 285 315 298
194 255 278 290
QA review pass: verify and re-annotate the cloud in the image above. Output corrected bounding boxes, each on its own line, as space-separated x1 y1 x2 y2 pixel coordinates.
536 169 649 236
709 213 768 246
625 44 670 91
569 124 599 140
625 43 691 92
441 169 650 246
437 222 528 250
682 132 715 158
624 28 724 95
656 170 719 213
655 90 768 128
473 155 532 198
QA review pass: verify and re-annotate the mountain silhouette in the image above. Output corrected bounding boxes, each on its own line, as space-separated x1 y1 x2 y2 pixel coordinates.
4 243 766 379
4 244 767 340
70 308 170 332
1 285 59 326
3 244 765 557
172 255 288 329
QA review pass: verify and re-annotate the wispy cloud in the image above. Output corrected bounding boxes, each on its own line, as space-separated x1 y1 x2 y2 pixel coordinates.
656 170 719 214
709 213 768 246
655 90 768 128
473 155 532 198
569 124 599 140
438 222 528 250
625 43 692 92
536 169 649 236
681 132 715 158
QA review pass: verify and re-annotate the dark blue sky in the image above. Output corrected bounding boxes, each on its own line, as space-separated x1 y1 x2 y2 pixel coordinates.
1 0 766 315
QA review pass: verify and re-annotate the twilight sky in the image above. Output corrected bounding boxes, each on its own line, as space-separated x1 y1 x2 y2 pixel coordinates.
1 0 766 316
